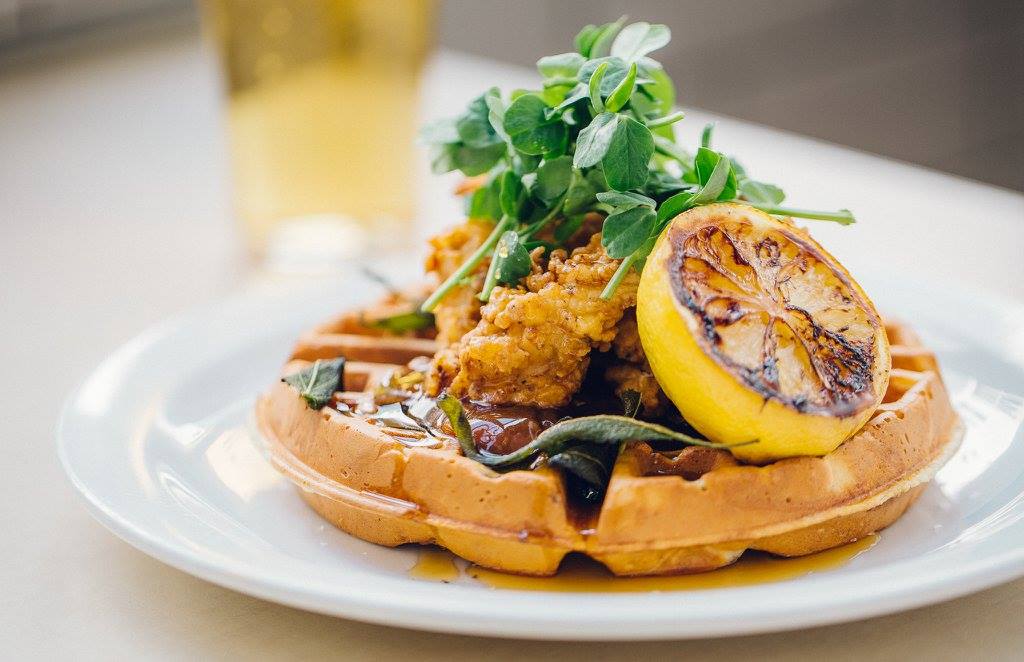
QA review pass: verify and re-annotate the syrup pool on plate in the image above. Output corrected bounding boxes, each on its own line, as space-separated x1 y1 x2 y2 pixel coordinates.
409 536 878 592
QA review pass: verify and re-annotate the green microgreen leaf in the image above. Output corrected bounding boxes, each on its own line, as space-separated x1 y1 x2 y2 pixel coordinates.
595 190 656 209
503 94 567 156
431 142 506 177
656 153 732 223
605 61 637 113
587 61 609 113
563 168 606 214
588 16 627 59
740 178 786 206
533 156 573 205
551 85 589 114
543 132 569 159
522 239 554 253
634 61 675 118
512 151 541 175
645 170 692 197
632 235 659 273
418 118 459 144
499 170 525 219
602 117 654 191
484 90 509 143
537 52 586 78
467 176 502 220
610 22 671 62
574 24 602 57
456 88 502 148
541 76 578 89
478 227 533 302
694 147 738 200
283 358 345 410
574 112 618 168
602 206 657 258
578 57 631 96
493 230 533 285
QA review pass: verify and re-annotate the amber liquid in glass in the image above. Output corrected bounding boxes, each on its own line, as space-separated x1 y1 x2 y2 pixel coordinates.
203 0 434 267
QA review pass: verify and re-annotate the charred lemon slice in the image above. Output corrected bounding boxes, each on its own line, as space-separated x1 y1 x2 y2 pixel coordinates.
637 203 890 463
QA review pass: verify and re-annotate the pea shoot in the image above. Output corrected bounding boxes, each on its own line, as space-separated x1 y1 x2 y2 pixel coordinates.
420 19 854 312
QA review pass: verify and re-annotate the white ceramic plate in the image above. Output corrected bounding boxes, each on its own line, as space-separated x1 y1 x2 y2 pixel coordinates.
58 272 1024 640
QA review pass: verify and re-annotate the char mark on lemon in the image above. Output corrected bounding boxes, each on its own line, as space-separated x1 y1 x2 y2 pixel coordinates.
665 219 879 418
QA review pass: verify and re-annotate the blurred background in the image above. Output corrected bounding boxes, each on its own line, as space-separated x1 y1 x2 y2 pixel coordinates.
3 0 1022 191
3 5 1023 656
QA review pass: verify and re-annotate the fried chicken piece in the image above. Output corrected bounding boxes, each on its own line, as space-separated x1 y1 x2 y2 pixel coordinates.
610 309 645 363
439 233 640 407
423 220 492 394
424 220 492 346
604 310 668 415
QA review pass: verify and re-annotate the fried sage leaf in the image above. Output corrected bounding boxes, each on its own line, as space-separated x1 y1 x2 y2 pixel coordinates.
437 392 748 468
283 358 345 410
548 445 617 503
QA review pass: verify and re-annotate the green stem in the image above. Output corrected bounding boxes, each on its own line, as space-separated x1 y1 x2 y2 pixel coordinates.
646 111 685 129
653 136 694 170
478 198 566 303
477 244 503 303
746 203 856 225
421 216 513 313
519 197 565 240
599 251 638 300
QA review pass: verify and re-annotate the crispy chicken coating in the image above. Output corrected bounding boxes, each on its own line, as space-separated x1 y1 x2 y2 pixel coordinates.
610 309 645 363
438 233 639 407
424 220 492 346
605 311 668 415
424 220 493 395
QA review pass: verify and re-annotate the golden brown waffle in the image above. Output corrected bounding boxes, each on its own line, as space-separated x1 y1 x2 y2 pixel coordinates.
256 313 962 576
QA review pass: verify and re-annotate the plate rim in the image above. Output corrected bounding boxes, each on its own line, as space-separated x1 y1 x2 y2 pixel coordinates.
56 278 1024 640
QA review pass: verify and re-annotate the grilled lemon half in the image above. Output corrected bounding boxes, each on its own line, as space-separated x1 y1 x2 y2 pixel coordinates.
637 203 890 463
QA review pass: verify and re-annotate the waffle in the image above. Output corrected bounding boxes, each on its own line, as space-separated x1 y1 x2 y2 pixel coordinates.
256 311 962 576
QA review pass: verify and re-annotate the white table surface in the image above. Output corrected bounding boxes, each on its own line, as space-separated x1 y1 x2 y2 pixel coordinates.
3 18 1024 660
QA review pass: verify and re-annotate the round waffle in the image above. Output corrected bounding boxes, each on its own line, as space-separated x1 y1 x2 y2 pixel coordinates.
256 310 961 576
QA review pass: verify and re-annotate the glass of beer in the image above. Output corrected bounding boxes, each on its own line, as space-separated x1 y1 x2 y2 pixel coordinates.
202 0 435 272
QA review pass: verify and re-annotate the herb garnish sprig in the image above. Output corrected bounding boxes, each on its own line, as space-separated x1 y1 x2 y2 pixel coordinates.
283 358 346 410
420 19 854 312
